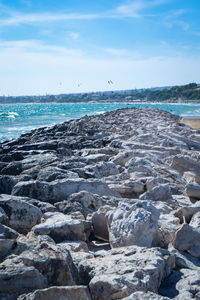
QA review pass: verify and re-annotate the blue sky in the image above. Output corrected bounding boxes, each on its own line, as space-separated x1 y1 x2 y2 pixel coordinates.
0 0 200 95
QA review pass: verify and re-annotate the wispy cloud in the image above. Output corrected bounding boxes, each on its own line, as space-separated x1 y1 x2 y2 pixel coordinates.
0 39 84 57
0 0 172 27
0 12 104 26
164 9 190 31
116 0 170 18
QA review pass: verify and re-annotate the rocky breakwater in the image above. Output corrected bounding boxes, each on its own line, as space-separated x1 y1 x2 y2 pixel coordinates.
0 107 200 299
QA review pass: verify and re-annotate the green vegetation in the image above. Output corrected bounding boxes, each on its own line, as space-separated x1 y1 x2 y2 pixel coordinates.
0 83 200 104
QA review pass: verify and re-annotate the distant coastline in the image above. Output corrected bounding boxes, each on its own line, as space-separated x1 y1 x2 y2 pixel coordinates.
1 83 200 104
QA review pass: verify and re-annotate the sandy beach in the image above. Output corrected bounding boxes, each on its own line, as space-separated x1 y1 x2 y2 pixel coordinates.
181 117 200 129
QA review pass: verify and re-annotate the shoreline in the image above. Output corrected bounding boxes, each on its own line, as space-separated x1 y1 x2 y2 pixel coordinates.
181 117 200 129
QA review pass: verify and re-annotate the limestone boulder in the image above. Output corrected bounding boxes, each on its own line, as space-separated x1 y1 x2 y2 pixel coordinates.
33 212 91 242
0 194 42 233
109 180 145 198
55 191 102 218
0 258 47 299
106 201 159 248
159 269 200 299
189 211 200 230
79 246 175 300
174 204 200 223
92 206 111 241
155 214 180 248
0 175 16 194
122 291 170 299
0 224 19 258
139 184 172 202
12 178 120 203
173 223 200 258
186 183 200 200
17 286 92 300
82 161 119 178
11 232 79 286
0 207 8 223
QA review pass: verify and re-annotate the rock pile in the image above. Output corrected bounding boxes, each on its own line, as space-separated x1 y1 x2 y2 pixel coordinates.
0 107 200 299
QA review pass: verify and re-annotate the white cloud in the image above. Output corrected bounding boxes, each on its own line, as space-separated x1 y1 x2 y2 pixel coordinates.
0 0 172 27
0 12 105 27
116 0 170 18
0 39 199 96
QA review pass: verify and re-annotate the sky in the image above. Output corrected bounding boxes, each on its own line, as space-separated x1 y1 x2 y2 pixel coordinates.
0 0 200 96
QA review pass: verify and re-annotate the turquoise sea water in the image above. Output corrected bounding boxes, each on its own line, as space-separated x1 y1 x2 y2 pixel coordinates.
0 102 200 142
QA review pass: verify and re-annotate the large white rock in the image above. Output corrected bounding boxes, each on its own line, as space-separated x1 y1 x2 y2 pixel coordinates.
33 212 91 242
105 201 159 248
173 223 200 258
139 184 172 201
79 246 175 300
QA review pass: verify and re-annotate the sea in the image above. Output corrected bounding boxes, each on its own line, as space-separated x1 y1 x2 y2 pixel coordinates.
0 102 200 142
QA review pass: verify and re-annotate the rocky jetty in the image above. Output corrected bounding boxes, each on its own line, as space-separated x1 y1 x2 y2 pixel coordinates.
1 107 200 299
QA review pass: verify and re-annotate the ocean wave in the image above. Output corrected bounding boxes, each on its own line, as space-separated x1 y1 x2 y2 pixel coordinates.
0 111 19 119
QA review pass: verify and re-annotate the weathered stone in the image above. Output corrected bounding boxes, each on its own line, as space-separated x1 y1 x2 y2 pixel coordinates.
122 291 170 299
79 246 175 300
155 214 180 248
58 241 89 253
0 194 42 233
55 191 102 217
33 212 91 242
12 178 119 203
174 204 200 223
0 206 8 223
159 269 200 299
92 206 110 241
17 286 92 300
1 161 22 175
11 232 79 286
139 184 172 201
0 175 16 194
109 180 145 198
0 259 47 297
186 183 200 200
173 223 200 258
189 211 200 230
106 201 159 248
